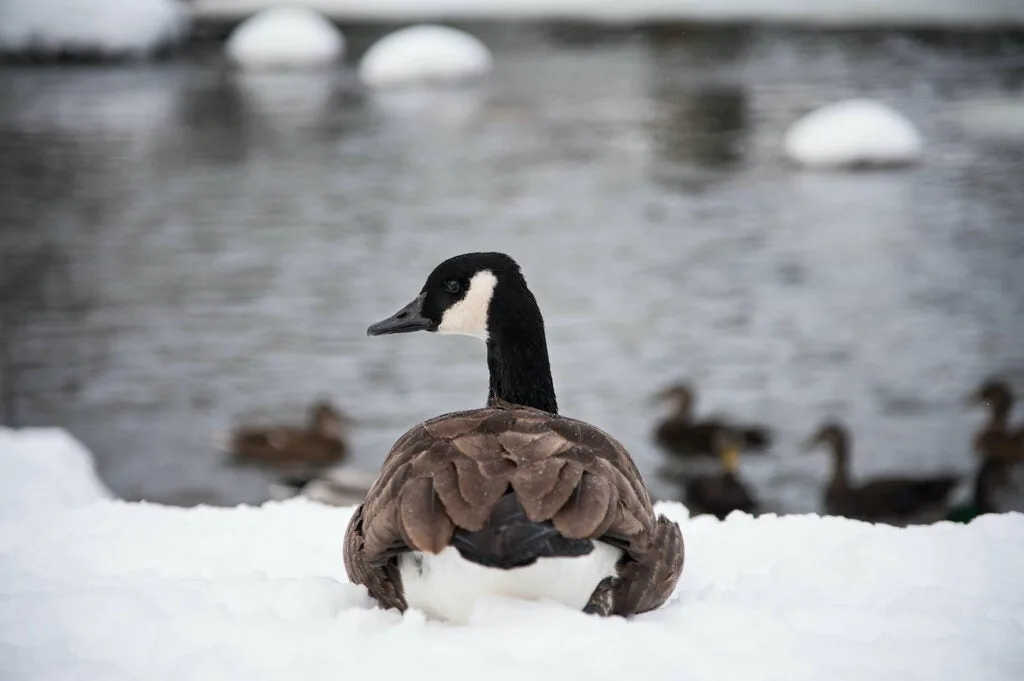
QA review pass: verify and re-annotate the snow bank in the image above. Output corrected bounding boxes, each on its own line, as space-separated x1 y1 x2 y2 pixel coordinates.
0 428 111 518
784 99 924 170
359 25 492 88
2 433 1021 679
193 0 1024 27
1 494 1022 680
225 6 345 69
0 0 186 58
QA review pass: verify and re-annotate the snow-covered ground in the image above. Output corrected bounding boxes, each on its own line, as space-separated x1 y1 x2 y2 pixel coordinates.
225 6 345 69
2 431 1024 680
784 99 924 170
192 0 1024 26
358 25 492 88
0 0 186 58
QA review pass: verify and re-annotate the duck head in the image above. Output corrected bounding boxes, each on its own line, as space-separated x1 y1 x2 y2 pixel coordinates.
652 383 695 417
968 379 1013 416
309 401 349 439
801 421 849 454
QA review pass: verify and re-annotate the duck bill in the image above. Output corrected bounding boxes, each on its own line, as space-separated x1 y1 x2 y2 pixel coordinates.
367 294 433 336
799 436 817 454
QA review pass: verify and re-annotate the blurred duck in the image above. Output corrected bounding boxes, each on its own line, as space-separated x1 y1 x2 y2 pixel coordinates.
221 400 350 475
653 382 772 458
270 465 377 507
968 379 1024 464
945 458 1011 524
802 421 959 525
683 429 759 520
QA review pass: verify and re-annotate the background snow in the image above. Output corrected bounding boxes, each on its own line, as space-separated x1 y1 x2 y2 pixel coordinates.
784 99 924 169
1 433 1023 681
0 0 186 57
193 0 1024 26
358 25 493 88
0 428 111 516
225 6 346 69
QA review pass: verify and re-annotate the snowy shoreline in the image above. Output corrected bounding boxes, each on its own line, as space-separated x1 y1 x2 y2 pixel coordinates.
189 0 1024 28
2 427 1024 680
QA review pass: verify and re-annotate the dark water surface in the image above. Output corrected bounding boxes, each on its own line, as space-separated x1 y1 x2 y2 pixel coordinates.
1 26 1022 510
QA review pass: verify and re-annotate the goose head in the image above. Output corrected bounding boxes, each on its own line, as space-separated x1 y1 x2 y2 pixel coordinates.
366 252 557 413
367 252 527 341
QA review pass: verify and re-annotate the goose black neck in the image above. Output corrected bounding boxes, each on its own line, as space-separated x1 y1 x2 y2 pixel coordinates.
485 279 558 414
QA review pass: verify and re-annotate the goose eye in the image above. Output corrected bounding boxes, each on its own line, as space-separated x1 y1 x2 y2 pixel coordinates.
444 279 461 294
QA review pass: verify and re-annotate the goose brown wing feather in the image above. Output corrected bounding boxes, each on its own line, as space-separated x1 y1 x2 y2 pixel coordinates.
344 402 684 615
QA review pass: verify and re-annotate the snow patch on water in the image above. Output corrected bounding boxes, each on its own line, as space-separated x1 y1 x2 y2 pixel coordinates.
226 6 345 69
359 25 493 88
784 99 924 170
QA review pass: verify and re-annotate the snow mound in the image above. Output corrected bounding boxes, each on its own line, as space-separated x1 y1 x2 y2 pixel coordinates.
784 99 924 170
0 428 111 518
1 493 1023 680
359 25 492 88
0 0 187 58
226 6 345 69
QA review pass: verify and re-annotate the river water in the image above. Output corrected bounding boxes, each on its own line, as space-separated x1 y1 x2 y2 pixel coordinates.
1 25 1022 511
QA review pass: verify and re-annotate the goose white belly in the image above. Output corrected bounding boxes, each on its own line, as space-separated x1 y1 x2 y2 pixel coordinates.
398 541 622 624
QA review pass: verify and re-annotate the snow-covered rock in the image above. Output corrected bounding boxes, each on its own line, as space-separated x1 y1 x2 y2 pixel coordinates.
358 25 492 88
226 6 345 69
784 99 924 170
0 0 187 58
0 428 111 518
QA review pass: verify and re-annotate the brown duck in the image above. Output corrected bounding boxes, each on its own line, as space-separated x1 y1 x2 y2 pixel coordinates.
968 379 1024 464
343 253 684 623
653 383 772 458
222 400 349 474
802 421 960 525
683 429 759 520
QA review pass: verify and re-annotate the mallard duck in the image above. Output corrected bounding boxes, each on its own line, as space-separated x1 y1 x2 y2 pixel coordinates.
802 421 960 525
683 429 758 520
653 383 772 458
222 400 349 474
944 458 1010 524
343 252 684 623
968 379 1024 464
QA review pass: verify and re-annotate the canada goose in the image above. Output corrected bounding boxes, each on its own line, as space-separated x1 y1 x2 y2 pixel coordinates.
968 379 1024 464
945 458 1011 524
653 383 772 458
683 429 758 520
343 253 684 623
222 400 349 475
802 421 959 525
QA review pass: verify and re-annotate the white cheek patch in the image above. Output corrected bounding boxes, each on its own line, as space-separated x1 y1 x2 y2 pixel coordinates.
437 270 497 341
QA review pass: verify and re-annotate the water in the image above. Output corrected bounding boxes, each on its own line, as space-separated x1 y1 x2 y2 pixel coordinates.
1 25 1022 511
